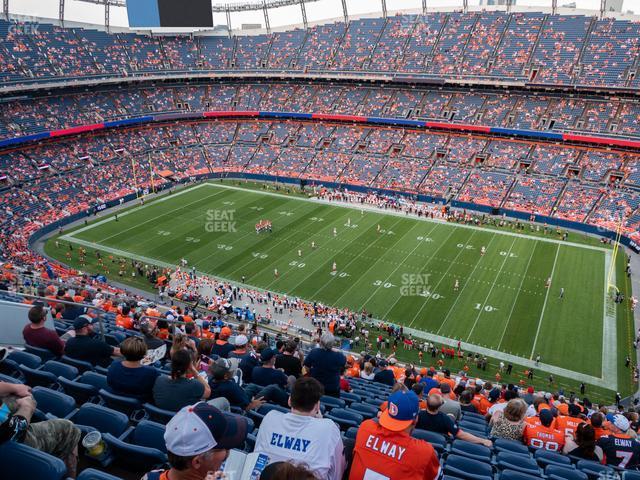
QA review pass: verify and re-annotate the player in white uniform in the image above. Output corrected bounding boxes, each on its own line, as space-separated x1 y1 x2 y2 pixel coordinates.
480 246 486 256
333 227 337 237
454 279 459 291
347 218 351 226
545 277 551 288
311 241 316 249
298 249 302 257
274 268 279 278
332 262 337 272
377 224 381 233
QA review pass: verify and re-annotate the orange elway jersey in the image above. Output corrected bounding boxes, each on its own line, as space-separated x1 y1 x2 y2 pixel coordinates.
523 423 565 452
349 419 440 480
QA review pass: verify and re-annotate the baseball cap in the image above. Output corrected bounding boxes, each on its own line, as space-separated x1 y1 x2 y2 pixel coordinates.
261 348 277 362
73 315 93 330
568 403 581 416
210 358 233 377
539 409 554 427
220 326 232 338
165 403 248 456
202 321 210 329
388 358 397 365
234 334 248 347
379 390 419 432
613 414 631 433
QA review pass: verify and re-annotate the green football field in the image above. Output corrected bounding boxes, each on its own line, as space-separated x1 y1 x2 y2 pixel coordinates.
51 181 628 392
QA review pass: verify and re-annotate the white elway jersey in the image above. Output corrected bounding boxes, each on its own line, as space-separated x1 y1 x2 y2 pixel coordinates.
254 410 346 480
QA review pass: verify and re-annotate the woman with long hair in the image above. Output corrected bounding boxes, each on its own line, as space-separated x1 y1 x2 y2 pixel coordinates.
152 348 211 411
563 423 604 462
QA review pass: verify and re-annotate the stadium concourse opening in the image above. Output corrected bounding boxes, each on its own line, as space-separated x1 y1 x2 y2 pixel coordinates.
2 2 640 479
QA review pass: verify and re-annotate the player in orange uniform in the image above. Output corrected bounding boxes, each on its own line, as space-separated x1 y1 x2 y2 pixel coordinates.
350 390 440 480
523 409 565 452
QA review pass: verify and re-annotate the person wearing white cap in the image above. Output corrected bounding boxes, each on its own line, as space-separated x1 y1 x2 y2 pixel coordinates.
228 334 259 384
143 402 249 480
597 414 640 468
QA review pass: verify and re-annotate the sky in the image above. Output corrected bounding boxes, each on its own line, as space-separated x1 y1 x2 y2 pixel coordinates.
7 0 639 31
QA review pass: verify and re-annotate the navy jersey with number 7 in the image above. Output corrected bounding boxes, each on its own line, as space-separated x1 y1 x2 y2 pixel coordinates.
597 434 640 468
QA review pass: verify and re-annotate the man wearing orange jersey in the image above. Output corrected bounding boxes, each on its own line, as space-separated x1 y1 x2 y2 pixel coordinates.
350 390 440 480
115 305 134 330
523 409 565 452
555 403 585 439
471 384 492 416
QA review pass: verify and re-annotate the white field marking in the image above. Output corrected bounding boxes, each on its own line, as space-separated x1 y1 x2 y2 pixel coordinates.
261 209 371 291
437 234 499 336
376 223 456 322
466 237 518 342
202 183 610 253
305 216 407 301
65 183 210 238
352 222 436 309
529 244 561 360
408 229 484 328
602 250 618 388
60 234 613 388
497 241 538 350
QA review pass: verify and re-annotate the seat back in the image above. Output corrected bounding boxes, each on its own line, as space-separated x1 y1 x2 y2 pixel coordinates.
500 469 543 480
71 404 130 437
8 350 41 369
445 453 493 480
451 439 492 461
18 364 58 388
99 389 143 417
58 377 99 405
61 355 94 373
411 429 447 452
43 360 79 380
131 420 167 453
76 468 123 480
78 371 108 390
32 386 77 419
494 437 531 456
24 344 57 362
143 403 176 425
320 395 346 411
0 441 67 480
545 465 587 480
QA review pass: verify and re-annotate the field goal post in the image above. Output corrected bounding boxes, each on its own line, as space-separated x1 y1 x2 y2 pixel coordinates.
606 213 625 297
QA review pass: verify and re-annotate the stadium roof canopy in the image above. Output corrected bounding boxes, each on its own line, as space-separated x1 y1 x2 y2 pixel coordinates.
5 0 638 33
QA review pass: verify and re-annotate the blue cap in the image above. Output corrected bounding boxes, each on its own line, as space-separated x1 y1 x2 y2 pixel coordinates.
379 390 419 431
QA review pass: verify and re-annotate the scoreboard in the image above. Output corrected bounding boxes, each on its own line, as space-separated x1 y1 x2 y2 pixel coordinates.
127 0 214 28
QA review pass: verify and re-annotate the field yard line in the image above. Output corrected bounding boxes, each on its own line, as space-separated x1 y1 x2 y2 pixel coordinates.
349 222 438 310
436 234 499 336
466 237 518 342
203 183 609 253
602 250 618 388
66 183 209 238
529 244 561 360
408 230 482 328
304 217 407 301
60 235 612 387
497 242 538 350
376 224 456 322
192 198 315 274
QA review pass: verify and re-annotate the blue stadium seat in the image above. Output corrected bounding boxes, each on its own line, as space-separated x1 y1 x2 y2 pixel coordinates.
70 404 131 437
497 452 542 476
43 360 79 380
61 355 94 373
462 412 487 422
545 465 588 480
326 408 364 430
143 403 176 424
245 432 257 453
340 392 361 404
346 402 378 419
320 395 346 411
0 441 67 480
624 472 640 480
58 377 100 405
8 350 41 369
103 420 167 472
576 460 614 477
0 373 22 384
411 429 448 454
24 344 57 362
78 371 109 391
345 426 359 439
18 364 59 388
494 438 531 457
443 454 493 480
77 468 123 480
459 420 487 437
499 469 544 480
451 439 492 462
31 386 77 419
98 389 144 419
534 449 572 468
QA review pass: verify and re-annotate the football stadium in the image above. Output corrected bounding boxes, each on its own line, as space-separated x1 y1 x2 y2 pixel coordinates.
1 0 640 478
